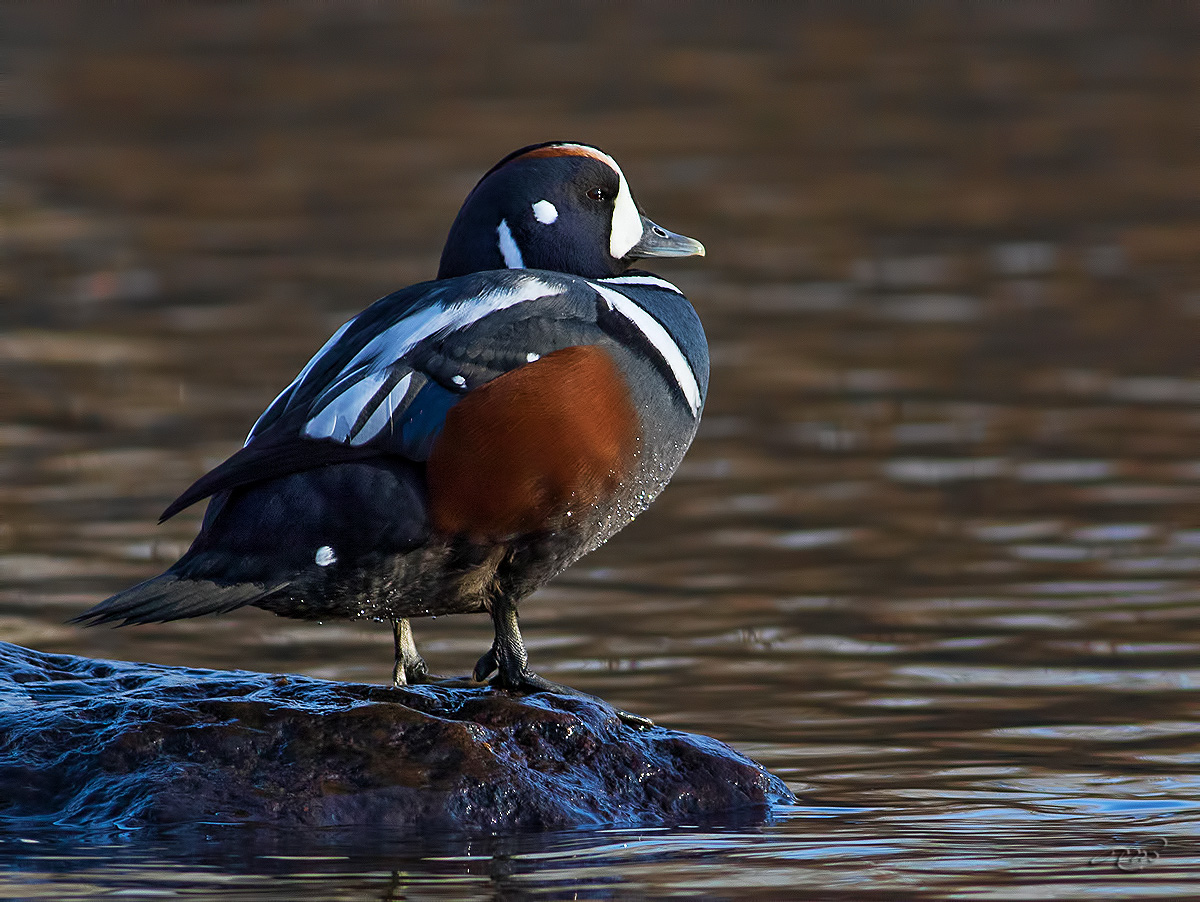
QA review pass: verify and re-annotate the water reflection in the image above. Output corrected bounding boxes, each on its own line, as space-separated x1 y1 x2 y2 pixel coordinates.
4 814 1200 899
5 2 1200 898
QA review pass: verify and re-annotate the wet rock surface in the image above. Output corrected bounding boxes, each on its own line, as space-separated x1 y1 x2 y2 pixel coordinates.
0 642 792 833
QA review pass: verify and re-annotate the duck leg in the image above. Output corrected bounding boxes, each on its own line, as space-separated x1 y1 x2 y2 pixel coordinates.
391 618 431 686
473 595 653 728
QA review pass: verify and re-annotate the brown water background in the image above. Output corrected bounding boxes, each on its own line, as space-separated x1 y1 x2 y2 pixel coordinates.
4 3 1200 897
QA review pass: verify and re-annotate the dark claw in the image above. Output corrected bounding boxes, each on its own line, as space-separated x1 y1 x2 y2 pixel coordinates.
472 645 498 683
615 708 655 729
490 667 655 729
482 598 654 727
392 657 432 687
392 618 434 687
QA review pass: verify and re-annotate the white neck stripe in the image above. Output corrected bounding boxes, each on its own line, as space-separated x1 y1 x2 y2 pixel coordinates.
591 282 701 416
600 274 684 294
497 219 525 269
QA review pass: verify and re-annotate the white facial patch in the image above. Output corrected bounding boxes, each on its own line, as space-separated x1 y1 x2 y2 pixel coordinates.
537 144 643 260
315 545 337 567
532 200 558 224
606 166 643 260
577 148 641 259
496 219 525 269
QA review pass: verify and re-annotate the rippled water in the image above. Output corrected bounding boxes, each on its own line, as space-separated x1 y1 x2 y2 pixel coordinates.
5 4 1200 898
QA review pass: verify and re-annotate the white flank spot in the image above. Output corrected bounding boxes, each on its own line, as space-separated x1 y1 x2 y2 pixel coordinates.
344 278 565 374
591 283 701 417
526 351 540 363
497 219 525 268
532 199 558 224
304 369 391 441
451 374 467 387
350 372 412 446
315 545 337 567
600 274 684 294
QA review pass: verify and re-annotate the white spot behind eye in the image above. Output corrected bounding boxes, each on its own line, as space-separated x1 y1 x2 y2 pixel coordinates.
497 219 525 269
532 200 558 224
451 374 467 387
315 545 337 567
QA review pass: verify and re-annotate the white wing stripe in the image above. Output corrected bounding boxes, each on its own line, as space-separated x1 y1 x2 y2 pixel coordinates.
303 369 391 441
350 372 412 446
274 275 565 446
591 283 701 417
345 277 564 374
246 317 356 443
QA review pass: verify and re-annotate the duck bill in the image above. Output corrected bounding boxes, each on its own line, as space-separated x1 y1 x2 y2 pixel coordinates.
626 215 706 260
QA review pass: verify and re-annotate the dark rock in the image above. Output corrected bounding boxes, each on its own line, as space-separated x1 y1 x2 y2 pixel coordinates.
0 642 793 833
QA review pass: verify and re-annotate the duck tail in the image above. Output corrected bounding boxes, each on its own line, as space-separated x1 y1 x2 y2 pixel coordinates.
71 573 285 627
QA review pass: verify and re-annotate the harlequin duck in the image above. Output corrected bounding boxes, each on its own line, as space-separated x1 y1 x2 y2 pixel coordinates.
75 142 708 720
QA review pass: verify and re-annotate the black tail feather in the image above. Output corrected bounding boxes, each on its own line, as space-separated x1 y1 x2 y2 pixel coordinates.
72 574 288 627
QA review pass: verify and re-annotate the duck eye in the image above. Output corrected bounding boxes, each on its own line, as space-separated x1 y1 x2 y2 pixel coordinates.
585 187 609 202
